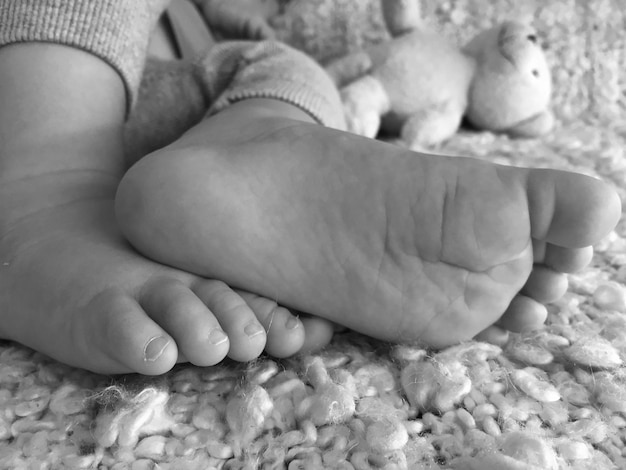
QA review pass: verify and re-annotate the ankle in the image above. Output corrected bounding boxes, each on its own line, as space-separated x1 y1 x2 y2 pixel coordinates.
0 44 128 178
0 44 126 137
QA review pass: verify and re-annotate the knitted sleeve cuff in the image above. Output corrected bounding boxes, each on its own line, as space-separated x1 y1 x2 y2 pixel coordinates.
0 0 169 109
199 41 346 130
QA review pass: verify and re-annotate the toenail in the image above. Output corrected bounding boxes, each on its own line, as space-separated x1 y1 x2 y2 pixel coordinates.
209 328 229 345
244 322 265 339
143 336 170 362
285 315 300 330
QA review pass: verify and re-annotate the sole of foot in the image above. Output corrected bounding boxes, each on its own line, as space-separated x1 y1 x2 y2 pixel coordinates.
115 100 622 349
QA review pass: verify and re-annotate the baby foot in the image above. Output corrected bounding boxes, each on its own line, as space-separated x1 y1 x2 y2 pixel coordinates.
0 43 337 375
0 172 332 374
116 99 621 348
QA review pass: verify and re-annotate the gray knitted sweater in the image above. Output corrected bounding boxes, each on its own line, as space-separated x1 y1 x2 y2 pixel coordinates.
0 0 170 105
0 0 345 137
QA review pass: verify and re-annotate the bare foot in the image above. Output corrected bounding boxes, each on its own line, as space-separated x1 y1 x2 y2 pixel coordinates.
116 99 621 348
0 178 310 372
0 45 331 375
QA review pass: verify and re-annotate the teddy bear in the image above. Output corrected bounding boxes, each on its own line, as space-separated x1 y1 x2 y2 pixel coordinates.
326 0 554 149
194 0 554 149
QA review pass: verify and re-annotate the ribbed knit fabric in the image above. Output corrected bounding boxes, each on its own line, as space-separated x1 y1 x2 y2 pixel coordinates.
126 40 347 161
0 0 169 107
0 0 346 132
199 41 346 130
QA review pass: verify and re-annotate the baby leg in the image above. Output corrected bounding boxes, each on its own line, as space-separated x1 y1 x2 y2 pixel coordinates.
0 43 320 376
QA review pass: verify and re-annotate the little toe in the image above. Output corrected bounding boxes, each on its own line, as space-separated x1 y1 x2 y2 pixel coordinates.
82 288 178 375
474 325 510 346
497 294 548 333
543 244 593 273
192 281 267 362
140 277 230 367
299 315 336 353
522 265 569 304
235 291 306 358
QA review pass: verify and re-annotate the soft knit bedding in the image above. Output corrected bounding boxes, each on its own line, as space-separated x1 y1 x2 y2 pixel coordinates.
1 1 625 469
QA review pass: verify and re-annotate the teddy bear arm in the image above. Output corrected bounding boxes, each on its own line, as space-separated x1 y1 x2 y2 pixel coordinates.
504 110 555 138
400 106 464 149
198 0 276 40
325 51 373 87
340 75 391 138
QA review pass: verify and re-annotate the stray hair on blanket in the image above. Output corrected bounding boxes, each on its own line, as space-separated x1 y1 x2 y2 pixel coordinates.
89 381 175 449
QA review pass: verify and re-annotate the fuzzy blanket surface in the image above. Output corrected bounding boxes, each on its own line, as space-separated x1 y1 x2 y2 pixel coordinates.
2 1 626 469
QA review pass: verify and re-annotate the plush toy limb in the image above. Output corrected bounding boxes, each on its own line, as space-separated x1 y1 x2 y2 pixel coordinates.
205 41 346 130
505 110 555 138
400 104 464 149
381 0 422 37
195 0 278 40
340 75 390 138
325 51 373 87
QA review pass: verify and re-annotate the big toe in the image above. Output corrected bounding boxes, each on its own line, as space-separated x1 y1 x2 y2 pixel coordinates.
78 288 179 375
526 168 621 248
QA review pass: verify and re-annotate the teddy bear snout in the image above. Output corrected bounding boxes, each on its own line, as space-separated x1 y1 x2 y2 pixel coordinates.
498 21 541 66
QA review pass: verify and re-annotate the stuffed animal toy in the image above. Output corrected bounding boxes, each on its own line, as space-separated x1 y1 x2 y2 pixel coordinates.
327 0 554 149
196 0 554 149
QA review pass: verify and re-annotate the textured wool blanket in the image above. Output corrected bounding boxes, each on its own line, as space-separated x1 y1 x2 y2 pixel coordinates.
1 1 626 469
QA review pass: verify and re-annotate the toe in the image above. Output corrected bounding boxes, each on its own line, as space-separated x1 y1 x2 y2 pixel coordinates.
192 280 267 362
474 325 510 346
140 278 230 367
526 169 621 248
543 244 593 273
235 291 306 358
81 288 178 375
521 265 569 304
532 239 546 262
497 294 548 333
299 315 336 353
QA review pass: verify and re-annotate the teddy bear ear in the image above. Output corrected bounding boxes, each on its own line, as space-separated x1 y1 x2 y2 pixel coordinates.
381 0 422 36
505 110 555 138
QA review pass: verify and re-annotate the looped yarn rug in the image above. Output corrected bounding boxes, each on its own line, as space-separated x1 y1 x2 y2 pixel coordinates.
2 1 626 469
